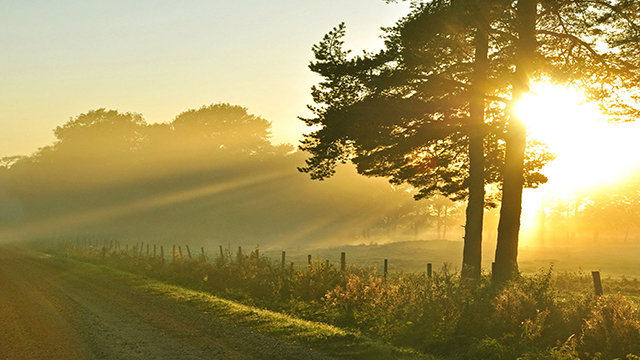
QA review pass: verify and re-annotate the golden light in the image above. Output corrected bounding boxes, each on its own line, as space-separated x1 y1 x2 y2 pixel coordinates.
514 83 640 244
515 83 640 190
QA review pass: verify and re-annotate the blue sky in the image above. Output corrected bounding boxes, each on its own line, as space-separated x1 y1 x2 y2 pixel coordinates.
0 0 412 157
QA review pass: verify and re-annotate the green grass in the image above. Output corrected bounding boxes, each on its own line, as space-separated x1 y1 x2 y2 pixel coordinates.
36 240 640 360
41 252 435 360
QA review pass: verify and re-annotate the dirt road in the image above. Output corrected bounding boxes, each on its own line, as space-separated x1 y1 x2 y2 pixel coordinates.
0 244 335 360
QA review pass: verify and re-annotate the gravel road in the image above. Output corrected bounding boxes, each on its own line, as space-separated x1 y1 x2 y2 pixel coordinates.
0 244 336 360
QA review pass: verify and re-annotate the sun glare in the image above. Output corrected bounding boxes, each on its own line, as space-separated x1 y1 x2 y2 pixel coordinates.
515 83 640 244
516 83 640 190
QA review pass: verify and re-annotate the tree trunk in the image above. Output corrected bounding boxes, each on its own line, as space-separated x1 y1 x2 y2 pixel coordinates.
493 0 537 286
462 6 489 280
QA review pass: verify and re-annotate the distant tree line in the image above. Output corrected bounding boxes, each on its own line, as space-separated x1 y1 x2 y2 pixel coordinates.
537 175 640 244
0 104 464 246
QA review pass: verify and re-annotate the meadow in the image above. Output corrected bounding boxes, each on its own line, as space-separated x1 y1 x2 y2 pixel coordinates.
39 238 640 360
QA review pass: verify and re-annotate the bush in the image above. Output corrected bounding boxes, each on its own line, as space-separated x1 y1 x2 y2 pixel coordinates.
42 239 640 360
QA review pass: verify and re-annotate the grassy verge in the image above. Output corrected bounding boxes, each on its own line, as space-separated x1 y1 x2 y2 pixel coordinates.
40 252 435 360
35 240 640 359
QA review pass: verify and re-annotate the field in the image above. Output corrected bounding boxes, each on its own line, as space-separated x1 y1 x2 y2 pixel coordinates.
36 238 640 360
263 239 640 279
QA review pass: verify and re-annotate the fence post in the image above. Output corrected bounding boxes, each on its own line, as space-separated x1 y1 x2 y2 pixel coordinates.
427 263 433 278
219 245 224 260
308 254 312 267
281 251 286 270
160 246 165 264
178 246 184 259
491 262 496 284
341 252 346 271
237 246 243 262
201 247 206 261
384 259 388 280
592 271 603 296
186 245 192 260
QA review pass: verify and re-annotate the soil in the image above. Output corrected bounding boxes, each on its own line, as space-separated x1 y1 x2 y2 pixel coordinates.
0 244 336 360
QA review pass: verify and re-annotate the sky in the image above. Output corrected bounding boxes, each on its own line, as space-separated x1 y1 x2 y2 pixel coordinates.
0 0 413 157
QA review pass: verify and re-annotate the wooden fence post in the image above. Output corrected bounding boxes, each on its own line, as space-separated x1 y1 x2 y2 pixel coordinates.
281 251 286 270
219 245 224 260
201 247 206 261
186 245 192 260
491 262 496 284
341 252 346 271
384 259 388 280
308 254 312 267
592 271 603 296
178 246 184 259
427 263 433 278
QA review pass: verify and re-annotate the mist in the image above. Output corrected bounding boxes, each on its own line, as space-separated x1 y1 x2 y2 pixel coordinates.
0 105 466 249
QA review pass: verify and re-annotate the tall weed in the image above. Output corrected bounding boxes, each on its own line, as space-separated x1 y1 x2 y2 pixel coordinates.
43 240 640 360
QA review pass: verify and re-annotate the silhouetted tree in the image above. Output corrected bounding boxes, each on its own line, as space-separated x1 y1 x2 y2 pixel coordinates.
493 0 640 284
299 1 551 279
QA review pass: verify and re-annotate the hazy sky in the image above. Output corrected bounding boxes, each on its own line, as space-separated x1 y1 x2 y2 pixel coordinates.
0 0 413 157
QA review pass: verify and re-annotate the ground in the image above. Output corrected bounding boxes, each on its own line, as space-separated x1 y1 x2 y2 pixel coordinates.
0 244 336 360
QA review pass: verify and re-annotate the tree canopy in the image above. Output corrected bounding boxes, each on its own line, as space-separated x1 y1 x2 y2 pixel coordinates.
0 104 456 246
298 17 551 201
299 0 640 282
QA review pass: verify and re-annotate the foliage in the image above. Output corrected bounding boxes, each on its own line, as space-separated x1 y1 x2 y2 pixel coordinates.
170 103 275 156
299 5 553 202
538 174 640 241
0 105 451 245
45 239 640 360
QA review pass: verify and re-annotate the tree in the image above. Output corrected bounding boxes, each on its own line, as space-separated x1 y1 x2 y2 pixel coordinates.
51 108 147 158
493 0 537 285
171 103 273 155
493 0 640 284
299 0 551 279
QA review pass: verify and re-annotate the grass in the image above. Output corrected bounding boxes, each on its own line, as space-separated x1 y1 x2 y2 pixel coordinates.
38 251 434 360
36 239 640 360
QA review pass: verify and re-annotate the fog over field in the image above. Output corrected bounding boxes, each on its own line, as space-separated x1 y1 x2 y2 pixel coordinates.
1 105 639 279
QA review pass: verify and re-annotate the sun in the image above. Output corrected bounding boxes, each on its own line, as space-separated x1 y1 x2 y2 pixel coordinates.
514 83 640 245
516 83 640 244
515 83 640 191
